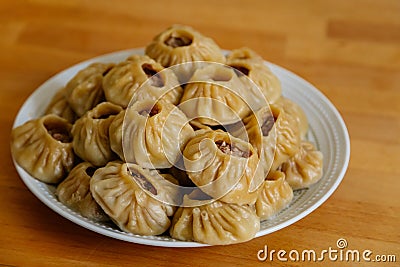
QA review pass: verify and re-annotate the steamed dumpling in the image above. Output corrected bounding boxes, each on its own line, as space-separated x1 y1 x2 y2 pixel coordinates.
232 106 274 175
145 25 225 67
103 55 183 108
56 162 109 222
235 104 301 174
281 141 323 190
65 63 114 116
72 102 122 166
183 130 264 205
227 56 281 104
275 97 308 139
116 99 194 168
226 47 264 63
179 64 252 126
90 161 177 235
44 87 76 123
255 171 293 221
269 104 301 170
11 114 75 183
170 196 260 245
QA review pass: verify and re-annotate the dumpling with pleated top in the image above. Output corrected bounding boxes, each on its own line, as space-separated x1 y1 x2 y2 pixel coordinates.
169 195 260 245
255 170 293 221
234 104 301 174
64 62 114 117
90 161 178 235
274 97 308 139
72 102 122 166
112 99 194 168
44 87 76 123
268 104 302 170
179 64 255 126
11 114 75 183
145 25 225 67
226 47 265 63
183 129 264 205
103 55 183 108
231 105 274 175
227 48 282 105
281 141 323 190
57 162 109 222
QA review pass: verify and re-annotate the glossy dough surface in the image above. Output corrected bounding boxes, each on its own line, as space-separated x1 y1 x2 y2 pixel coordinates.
255 171 294 220
227 53 281 104
103 55 183 108
119 99 194 168
44 87 77 123
281 141 323 190
57 162 109 222
183 130 264 205
11 114 75 183
180 64 252 125
65 63 114 116
90 161 176 235
72 102 122 166
275 97 308 139
170 197 260 245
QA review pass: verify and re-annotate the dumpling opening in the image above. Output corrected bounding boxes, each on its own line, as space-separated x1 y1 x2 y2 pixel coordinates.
209 124 227 132
261 115 275 136
269 106 281 125
128 168 158 195
139 103 161 117
231 64 250 76
164 30 193 48
189 121 205 131
92 106 121 120
142 63 164 87
102 65 114 76
228 48 263 63
190 118 228 132
44 119 72 143
211 67 233 82
169 166 197 187
85 166 97 177
266 171 284 182
235 55 251 60
215 140 251 158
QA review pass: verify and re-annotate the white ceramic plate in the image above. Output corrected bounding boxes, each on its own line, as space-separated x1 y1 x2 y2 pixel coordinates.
12 48 350 247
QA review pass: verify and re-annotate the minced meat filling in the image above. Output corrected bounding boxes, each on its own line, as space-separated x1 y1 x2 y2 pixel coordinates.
46 127 72 143
215 140 250 158
261 115 275 136
142 63 164 87
129 168 157 195
164 36 192 48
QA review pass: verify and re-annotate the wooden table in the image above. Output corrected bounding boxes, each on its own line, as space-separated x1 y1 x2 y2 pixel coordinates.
1 0 399 266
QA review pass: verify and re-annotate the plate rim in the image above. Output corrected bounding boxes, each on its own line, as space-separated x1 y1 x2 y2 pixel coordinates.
11 48 350 247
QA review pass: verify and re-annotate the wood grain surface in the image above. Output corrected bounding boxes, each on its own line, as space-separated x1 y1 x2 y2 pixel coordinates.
1 0 399 266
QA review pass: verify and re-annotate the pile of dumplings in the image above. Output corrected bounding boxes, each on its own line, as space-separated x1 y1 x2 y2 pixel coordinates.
11 25 323 245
